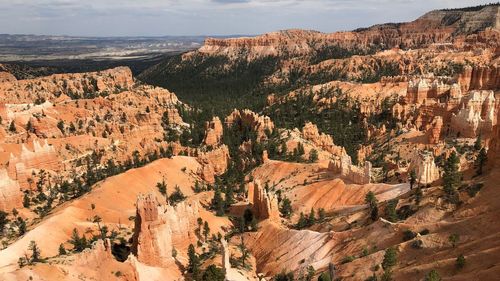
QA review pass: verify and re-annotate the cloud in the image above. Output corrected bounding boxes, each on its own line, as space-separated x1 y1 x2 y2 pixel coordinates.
212 0 250 3
0 0 495 36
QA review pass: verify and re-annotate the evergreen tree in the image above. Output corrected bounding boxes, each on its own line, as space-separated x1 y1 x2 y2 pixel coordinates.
202 265 225 281
57 120 65 133
449 233 459 248
212 187 225 216
474 134 482 150
225 186 235 207
296 212 308 229
28 241 41 263
382 247 397 270
26 120 33 133
309 149 319 163
443 151 461 203
307 208 316 226
9 121 16 133
475 148 488 175
17 217 26 235
381 270 393 281
318 208 326 222
385 199 399 222
306 266 316 281
187 244 200 276
156 180 167 197
280 197 293 218
425 270 441 281
298 142 305 156
365 191 379 221
456 254 466 269
69 228 87 252
203 221 210 241
238 238 249 268
409 170 416 190
168 185 186 205
275 271 295 281
414 187 423 205
58 243 67 255
0 210 9 233
23 193 30 208
317 272 331 281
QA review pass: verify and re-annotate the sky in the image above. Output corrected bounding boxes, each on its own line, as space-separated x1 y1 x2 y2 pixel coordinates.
0 0 496 36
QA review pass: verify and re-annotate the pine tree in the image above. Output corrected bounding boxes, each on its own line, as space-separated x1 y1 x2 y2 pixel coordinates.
474 134 482 150
58 243 67 255
318 208 326 222
409 170 416 190
28 241 41 263
187 244 200 276
203 221 210 241
9 121 16 133
17 217 26 235
456 254 465 269
26 120 33 133
385 199 399 222
212 187 225 216
224 186 235 207
443 151 461 203
309 149 319 163
57 120 65 133
365 191 379 221
279 197 292 218
307 208 316 226
425 270 441 281
475 148 488 175
414 186 423 205
0 210 9 233
156 180 167 197
382 247 397 270
239 238 249 268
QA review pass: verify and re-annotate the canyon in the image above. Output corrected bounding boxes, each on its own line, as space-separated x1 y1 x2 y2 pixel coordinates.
0 3 499 281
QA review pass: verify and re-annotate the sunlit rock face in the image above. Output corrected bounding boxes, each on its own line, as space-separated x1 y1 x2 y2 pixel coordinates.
0 168 23 212
450 90 496 138
329 154 372 185
409 151 440 185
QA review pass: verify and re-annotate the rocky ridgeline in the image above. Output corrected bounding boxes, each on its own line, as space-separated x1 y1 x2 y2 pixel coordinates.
0 67 134 103
199 5 499 59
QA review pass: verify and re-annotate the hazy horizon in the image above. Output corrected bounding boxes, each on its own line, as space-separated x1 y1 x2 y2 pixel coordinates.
0 0 496 37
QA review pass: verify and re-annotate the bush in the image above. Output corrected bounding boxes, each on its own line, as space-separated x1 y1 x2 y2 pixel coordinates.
274 270 294 281
419 229 430 236
341 255 356 264
382 247 397 270
318 272 331 281
402 230 416 241
202 265 225 281
410 240 423 249
456 254 466 269
467 183 483 197
425 270 441 281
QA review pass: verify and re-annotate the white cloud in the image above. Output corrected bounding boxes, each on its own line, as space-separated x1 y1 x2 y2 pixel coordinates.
0 0 495 36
